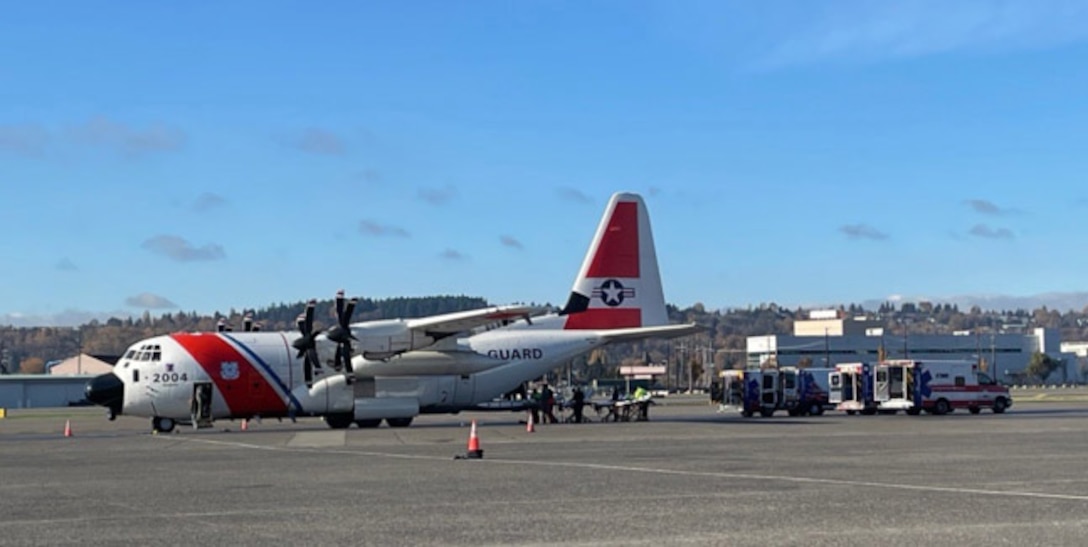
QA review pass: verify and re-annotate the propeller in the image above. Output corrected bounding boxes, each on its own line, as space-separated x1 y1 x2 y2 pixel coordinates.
291 300 321 388
325 290 358 376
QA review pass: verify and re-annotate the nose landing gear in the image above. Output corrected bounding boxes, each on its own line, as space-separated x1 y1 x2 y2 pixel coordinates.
152 417 176 433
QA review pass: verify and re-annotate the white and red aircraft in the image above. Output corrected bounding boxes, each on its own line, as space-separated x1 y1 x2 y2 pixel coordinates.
86 192 700 432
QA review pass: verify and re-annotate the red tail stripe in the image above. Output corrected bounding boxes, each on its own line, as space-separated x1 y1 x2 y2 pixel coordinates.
585 201 639 278
564 308 642 330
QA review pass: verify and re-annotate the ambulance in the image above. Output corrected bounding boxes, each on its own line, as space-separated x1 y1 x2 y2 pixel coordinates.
717 368 832 418
874 359 1012 415
829 362 878 415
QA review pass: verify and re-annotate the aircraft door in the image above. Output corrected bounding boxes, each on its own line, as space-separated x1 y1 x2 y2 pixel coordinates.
190 382 213 427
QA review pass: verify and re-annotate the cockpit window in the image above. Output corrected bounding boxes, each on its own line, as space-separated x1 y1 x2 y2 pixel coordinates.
151 350 161 361
125 350 136 359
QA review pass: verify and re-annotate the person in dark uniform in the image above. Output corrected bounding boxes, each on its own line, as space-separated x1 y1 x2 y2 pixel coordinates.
571 387 586 423
541 384 558 424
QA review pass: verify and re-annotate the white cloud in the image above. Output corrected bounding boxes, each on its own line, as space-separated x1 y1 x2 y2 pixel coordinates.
359 220 410 238
500 235 524 250
556 186 593 204
839 223 889 241
759 1 1088 68
968 223 1015 239
55 258 78 272
0 124 49 156
67 116 185 157
124 293 178 309
286 128 346 155
191 192 228 213
440 249 467 261
417 185 458 206
141 235 226 261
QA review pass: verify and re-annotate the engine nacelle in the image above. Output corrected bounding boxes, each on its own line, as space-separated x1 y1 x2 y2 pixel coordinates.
352 320 437 359
302 374 354 413
353 397 419 420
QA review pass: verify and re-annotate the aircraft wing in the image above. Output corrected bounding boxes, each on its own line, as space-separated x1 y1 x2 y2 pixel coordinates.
596 323 704 343
404 305 545 336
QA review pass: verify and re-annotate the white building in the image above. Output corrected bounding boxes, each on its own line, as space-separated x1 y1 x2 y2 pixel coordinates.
747 316 1075 383
48 353 114 376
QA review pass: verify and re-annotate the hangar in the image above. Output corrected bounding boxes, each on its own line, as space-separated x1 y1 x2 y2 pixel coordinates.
747 311 1076 383
0 374 95 409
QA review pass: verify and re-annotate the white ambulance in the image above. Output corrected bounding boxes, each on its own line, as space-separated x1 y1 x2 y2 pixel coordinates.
874 359 1012 415
829 362 878 415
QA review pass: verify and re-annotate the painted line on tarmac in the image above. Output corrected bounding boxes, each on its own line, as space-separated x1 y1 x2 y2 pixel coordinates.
168 435 1088 503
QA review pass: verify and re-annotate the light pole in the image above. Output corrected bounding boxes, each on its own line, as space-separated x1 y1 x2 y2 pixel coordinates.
824 328 830 367
74 326 84 375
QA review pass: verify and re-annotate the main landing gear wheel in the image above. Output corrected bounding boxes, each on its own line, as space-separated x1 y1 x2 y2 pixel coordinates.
354 419 381 428
152 417 176 433
324 413 354 429
385 417 413 428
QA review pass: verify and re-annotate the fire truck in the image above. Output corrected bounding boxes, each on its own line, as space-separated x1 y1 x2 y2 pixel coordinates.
875 359 1012 415
717 368 833 418
829 362 878 415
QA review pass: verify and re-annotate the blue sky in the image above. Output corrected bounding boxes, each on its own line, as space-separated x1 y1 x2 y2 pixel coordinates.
3 1 1088 326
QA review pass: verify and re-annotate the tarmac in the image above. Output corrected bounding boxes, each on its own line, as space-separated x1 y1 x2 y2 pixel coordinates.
3 398 1088 546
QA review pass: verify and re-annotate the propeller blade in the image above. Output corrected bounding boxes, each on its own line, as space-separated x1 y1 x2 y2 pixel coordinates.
342 339 355 375
342 298 357 331
334 290 345 323
304 299 316 332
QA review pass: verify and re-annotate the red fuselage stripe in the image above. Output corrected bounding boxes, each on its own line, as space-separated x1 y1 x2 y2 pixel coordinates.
172 333 288 416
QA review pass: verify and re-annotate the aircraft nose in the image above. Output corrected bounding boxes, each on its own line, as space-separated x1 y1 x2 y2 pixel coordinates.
85 372 124 415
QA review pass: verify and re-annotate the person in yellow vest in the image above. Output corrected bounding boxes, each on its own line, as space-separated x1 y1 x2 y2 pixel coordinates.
633 386 651 421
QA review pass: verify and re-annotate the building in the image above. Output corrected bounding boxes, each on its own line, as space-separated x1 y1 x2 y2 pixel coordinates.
0 375 95 408
747 314 1075 383
48 353 115 376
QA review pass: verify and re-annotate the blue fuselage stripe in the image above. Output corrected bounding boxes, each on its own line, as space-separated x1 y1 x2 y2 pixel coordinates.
222 333 304 413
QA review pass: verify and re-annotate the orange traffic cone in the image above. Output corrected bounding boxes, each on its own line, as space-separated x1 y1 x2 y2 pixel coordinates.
459 419 484 459
526 412 535 433
241 418 249 431
63 419 72 438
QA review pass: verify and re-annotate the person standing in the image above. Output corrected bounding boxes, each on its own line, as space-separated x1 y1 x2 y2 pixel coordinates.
571 386 586 423
529 387 541 425
541 384 558 424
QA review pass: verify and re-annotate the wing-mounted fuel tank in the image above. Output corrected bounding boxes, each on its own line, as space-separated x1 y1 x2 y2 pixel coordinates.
351 320 439 359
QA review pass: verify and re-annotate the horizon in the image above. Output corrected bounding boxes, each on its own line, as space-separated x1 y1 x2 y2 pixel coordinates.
4 2 1088 326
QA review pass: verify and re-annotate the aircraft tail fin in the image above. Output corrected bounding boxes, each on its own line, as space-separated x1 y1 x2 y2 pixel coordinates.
559 192 669 329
